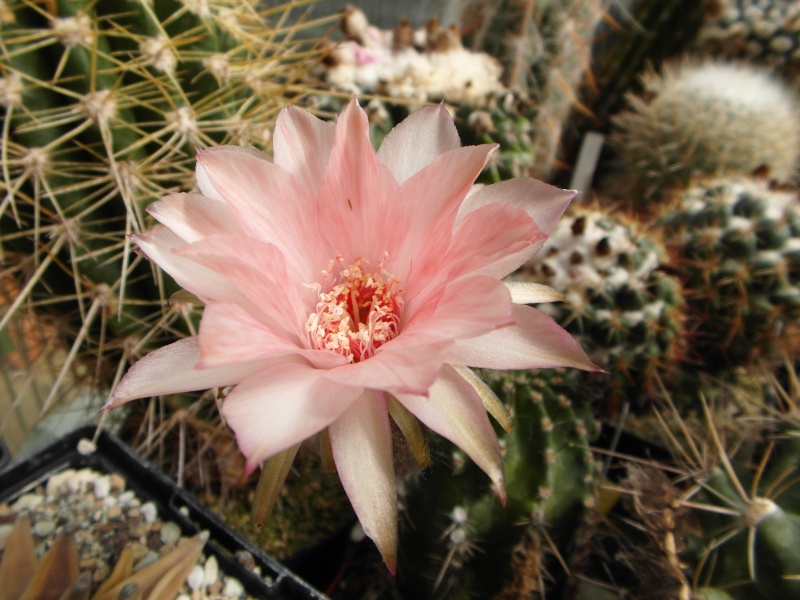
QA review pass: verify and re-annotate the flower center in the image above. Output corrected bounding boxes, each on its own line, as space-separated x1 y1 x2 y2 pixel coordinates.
306 257 403 363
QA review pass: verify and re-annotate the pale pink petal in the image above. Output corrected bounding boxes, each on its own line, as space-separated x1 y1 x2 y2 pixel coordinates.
106 337 265 408
396 364 504 499
195 145 272 202
197 303 346 371
133 227 241 305
403 276 515 340
323 334 453 396
222 363 362 471
329 391 398 573
147 193 241 243
177 234 313 342
446 304 599 371
315 99 403 262
389 143 497 282
273 105 336 192
195 147 326 281
376 103 460 184
457 177 578 235
404 202 544 306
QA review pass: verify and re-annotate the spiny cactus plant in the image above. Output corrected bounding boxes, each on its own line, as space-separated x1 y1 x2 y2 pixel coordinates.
612 60 800 201
512 203 686 407
460 0 604 180
397 368 599 599
658 176 800 371
695 0 800 80
0 0 327 433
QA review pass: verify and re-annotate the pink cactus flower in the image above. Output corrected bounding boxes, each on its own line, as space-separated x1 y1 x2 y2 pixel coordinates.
107 98 596 572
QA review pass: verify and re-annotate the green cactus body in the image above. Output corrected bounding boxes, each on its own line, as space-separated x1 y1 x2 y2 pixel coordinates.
460 0 603 180
0 0 320 410
514 204 686 406
397 369 598 599
695 0 800 80
612 60 800 200
659 176 800 370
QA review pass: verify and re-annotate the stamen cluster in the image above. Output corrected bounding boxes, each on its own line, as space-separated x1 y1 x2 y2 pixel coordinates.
307 257 403 363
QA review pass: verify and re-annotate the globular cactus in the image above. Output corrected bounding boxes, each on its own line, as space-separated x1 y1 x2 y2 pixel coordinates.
0 0 323 421
695 0 800 80
397 368 599 599
513 203 686 407
612 60 800 200
460 0 604 180
658 176 800 371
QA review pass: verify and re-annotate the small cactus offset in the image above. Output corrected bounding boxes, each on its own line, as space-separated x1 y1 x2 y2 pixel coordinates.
0 1 325 416
694 0 800 80
658 176 800 371
397 368 599 599
513 203 686 407
612 60 800 201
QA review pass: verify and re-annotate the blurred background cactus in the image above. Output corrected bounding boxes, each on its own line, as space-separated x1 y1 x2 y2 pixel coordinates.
658 176 800 372
611 60 800 201
512 202 686 409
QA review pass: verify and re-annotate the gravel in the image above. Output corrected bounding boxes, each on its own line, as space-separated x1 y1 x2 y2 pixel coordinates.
0 466 262 599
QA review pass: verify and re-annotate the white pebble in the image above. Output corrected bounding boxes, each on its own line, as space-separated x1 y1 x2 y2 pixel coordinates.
222 577 245 598
77 438 96 455
140 502 158 524
203 555 219 586
11 493 44 512
118 491 136 507
187 565 205 591
176 596 191 600
103 496 118 508
160 521 181 546
93 476 111 500
33 520 56 537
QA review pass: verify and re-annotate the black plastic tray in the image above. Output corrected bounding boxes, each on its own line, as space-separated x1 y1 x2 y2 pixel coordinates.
0 424 328 600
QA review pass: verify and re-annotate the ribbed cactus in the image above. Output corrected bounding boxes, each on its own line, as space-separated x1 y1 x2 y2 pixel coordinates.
658 176 800 371
397 368 599 599
0 1 324 422
513 203 686 406
695 0 800 80
460 0 604 180
612 60 800 201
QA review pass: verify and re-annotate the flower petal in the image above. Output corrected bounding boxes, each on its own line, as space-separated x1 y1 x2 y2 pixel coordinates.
147 193 241 243
329 390 398 573
376 103 460 184
456 177 578 236
323 333 453 396
133 227 241 305
195 146 325 281
446 304 599 371
221 362 362 472
177 234 313 342
198 303 346 371
106 337 265 408
396 364 505 500
273 105 336 192
505 281 567 304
